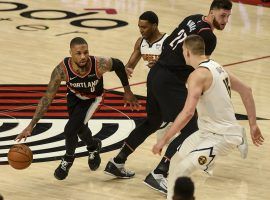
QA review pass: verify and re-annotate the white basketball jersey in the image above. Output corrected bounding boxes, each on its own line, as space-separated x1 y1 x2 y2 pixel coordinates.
196 60 242 136
140 33 168 65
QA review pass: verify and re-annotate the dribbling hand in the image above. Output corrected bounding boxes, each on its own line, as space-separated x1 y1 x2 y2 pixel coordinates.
15 125 33 142
123 91 140 111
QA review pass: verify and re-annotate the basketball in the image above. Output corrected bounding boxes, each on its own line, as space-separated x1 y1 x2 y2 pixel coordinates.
8 144 33 170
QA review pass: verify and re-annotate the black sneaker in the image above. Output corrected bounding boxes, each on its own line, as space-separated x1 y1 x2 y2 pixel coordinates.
54 155 74 180
88 139 102 171
143 171 167 194
104 158 135 179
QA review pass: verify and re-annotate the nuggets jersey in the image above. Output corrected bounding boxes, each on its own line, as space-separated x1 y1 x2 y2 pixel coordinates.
196 60 242 136
140 33 168 65
61 56 104 100
158 14 217 82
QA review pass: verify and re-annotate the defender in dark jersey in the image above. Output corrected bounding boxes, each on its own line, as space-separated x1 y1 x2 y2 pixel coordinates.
105 0 232 194
16 37 139 180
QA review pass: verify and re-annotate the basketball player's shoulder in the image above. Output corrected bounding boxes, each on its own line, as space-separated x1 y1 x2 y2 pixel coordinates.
184 14 203 23
135 36 144 47
193 65 212 81
59 57 70 68
189 67 206 80
94 56 112 68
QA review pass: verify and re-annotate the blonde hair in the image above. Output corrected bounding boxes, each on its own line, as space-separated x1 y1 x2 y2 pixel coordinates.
183 35 205 56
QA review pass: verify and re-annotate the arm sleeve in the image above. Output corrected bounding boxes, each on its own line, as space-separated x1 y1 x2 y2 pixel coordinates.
111 58 129 87
199 30 217 56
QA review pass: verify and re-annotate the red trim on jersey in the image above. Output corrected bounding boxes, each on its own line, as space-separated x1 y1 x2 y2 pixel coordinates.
94 56 102 79
202 16 213 29
198 27 212 34
68 57 92 78
60 60 69 82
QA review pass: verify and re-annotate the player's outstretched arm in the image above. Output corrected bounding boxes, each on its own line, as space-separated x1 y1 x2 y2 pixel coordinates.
125 37 142 78
96 57 140 111
15 65 65 142
229 72 264 146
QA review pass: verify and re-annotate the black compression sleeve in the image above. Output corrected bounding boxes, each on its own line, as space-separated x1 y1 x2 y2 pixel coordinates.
111 58 129 87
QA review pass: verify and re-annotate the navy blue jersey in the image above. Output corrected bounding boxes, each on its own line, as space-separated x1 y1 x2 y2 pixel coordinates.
157 14 217 81
61 56 104 99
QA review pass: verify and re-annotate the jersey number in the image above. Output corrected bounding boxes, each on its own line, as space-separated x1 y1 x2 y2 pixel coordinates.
223 77 231 97
169 29 187 50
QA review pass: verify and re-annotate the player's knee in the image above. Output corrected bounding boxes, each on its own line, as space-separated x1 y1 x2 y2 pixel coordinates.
64 122 84 136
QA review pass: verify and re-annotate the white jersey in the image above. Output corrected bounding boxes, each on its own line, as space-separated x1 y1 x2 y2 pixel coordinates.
140 33 168 65
196 60 242 136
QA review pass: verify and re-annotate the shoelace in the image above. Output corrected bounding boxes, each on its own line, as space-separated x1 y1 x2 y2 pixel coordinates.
60 160 69 171
89 150 97 160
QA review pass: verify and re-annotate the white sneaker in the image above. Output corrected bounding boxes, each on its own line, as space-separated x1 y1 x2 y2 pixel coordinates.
237 128 248 159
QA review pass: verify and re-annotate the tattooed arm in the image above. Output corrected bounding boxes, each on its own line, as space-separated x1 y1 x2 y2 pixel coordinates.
15 65 66 142
96 57 140 110
96 57 113 75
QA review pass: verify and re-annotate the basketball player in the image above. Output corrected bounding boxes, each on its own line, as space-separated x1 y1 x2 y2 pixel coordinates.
125 11 168 76
125 11 170 142
173 177 195 200
152 35 264 200
15 37 139 180
105 0 233 194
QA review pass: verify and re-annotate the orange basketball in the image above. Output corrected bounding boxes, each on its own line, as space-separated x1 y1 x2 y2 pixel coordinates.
8 144 33 170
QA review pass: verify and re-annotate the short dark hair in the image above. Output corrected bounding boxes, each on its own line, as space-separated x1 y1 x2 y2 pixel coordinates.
139 11 159 25
70 37 88 48
173 177 195 200
210 0 232 10
184 35 205 56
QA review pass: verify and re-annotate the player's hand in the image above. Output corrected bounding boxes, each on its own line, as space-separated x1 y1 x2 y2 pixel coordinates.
250 124 264 146
123 90 140 111
152 140 166 155
125 67 134 79
15 125 33 142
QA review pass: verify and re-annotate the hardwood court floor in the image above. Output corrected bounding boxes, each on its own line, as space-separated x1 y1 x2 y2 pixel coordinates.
0 0 269 200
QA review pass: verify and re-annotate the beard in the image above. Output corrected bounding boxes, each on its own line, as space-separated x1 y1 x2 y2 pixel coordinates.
213 17 223 30
76 58 88 68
